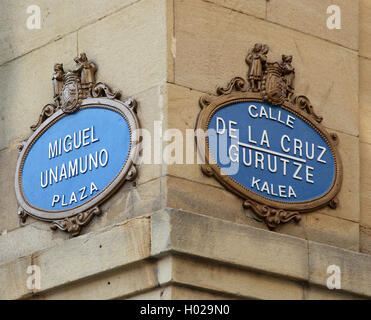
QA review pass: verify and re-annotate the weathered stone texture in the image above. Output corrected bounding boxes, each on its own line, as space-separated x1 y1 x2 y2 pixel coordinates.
0 0 137 65
278 212 359 252
0 147 20 234
78 0 167 96
0 220 68 265
0 256 33 300
85 178 166 235
309 241 371 297
35 261 158 300
360 0 371 59
206 0 266 19
361 142 371 229
267 0 359 50
126 286 173 300
152 209 309 281
315 131 359 222
167 175 267 228
167 0 175 83
1 210 370 299
304 285 365 300
171 255 304 299
0 34 77 150
167 84 222 188
151 209 371 298
360 58 371 144
360 226 371 255
32 216 151 294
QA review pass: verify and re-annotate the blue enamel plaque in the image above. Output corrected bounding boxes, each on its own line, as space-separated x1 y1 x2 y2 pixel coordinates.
20 106 131 212
208 101 336 203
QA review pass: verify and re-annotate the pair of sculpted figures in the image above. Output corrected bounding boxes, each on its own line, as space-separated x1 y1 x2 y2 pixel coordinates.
246 43 295 98
31 53 122 132
52 53 97 111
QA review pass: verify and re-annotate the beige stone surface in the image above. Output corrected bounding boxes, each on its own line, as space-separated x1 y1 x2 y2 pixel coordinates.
2 209 370 299
170 285 238 300
174 0 359 136
35 261 158 300
133 84 167 183
360 226 371 255
78 0 167 97
167 176 268 228
205 0 266 19
151 210 370 297
360 142 371 228
171 255 304 299
312 131 359 222
167 0 175 83
303 213 359 251
32 216 151 293
360 58 371 144
152 209 309 281
167 175 359 251
0 220 68 265
151 210 172 257
84 178 166 234
0 147 20 233
0 33 77 150
167 83 222 188
127 284 238 300
0 255 32 300
0 0 137 65
278 212 359 252
360 0 371 59
0 177 164 251
267 0 359 50
309 241 371 297
304 285 365 300
126 286 172 300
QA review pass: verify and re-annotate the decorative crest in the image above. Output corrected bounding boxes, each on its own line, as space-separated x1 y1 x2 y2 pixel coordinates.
202 43 322 123
32 53 120 131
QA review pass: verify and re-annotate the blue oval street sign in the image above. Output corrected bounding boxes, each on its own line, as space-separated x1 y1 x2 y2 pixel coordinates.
196 46 342 228
208 101 335 203
196 96 342 221
15 98 139 221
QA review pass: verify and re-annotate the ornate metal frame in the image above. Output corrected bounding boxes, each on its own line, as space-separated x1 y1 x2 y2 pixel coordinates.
15 54 140 236
195 44 342 229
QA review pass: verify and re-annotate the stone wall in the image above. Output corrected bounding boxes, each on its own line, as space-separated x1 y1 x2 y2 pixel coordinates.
0 0 370 299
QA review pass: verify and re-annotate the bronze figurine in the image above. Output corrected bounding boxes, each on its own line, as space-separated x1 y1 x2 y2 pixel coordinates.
52 63 64 106
281 54 295 98
73 53 97 91
246 43 269 92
